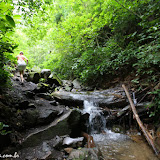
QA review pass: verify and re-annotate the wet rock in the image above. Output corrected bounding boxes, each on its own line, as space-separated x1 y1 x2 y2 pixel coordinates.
62 80 73 87
27 71 41 83
67 109 83 137
35 82 50 93
52 89 127 108
72 79 82 89
23 109 39 127
3 80 37 108
0 102 25 131
47 73 63 86
112 125 125 133
80 113 90 133
62 80 73 92
36 93 53 100
22 82 37 92
65 85 72 92
38 108 59 124
21 111 72 148
49 135 64 150
18 140 65 160
68 149 85 159
47 77 61 87
28 103 36 108
63 137 84 147
49 100 57 106
41 69 51 79
49 150 65 160
68 148 102 160
18 100 29 109
53 91 84 107
0 101 13 118
25 91 35 99
83 86 94 91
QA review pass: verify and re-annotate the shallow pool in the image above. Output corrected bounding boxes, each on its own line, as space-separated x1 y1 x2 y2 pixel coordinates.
92 129 159 160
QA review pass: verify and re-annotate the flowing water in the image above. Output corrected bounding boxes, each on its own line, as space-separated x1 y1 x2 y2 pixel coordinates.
93 130 158 160
83 100 159 160
83 100 106 134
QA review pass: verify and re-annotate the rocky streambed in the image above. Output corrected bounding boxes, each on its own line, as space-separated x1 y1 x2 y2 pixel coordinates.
0 69 159 159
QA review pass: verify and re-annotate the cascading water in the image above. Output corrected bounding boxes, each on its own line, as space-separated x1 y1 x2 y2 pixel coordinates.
132 92 137 105
81 95 158 160
83 100 106 134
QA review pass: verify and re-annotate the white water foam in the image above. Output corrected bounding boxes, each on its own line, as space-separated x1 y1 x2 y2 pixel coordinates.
83 100 106 134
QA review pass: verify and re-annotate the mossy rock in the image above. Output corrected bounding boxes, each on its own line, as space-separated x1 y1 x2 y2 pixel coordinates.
35 82 50 93
27 71 41 83
40 69 51 79
48 73 63 86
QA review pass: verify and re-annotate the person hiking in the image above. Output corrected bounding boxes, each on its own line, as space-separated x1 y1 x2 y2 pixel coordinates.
16 51 28 83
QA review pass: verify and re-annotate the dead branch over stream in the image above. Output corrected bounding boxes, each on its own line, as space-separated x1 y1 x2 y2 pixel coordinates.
122 84 159 156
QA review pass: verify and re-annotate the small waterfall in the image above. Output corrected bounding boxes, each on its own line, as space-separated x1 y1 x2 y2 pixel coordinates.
132 92 137 105
83 100 106 134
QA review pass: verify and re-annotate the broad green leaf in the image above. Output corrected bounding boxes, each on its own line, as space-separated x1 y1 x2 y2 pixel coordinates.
5 15 15 27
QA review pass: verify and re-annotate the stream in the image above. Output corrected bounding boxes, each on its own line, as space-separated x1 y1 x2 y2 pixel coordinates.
83 99 159 160
3 77 159 160
93 130 158 160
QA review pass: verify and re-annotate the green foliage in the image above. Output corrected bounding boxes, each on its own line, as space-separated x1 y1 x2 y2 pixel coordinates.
5 15 15 27
39 78 46 83
12 0 160 87
148 89 160 122
0 0 158 120
0 1 17 89
0 122 11 135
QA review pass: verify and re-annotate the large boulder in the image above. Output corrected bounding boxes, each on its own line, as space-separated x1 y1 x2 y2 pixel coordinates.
23 109 39 127
18 137 65 160
41 69 51 79
67 109 83 137
37 108 59 124
27 71 41 83
21 110 72 148
47 72 63 86
52 88 127 108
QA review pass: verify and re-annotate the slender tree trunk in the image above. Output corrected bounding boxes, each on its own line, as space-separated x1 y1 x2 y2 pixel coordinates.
122 84 159 155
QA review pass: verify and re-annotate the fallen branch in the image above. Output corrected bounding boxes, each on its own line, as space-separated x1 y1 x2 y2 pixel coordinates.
122 84 159 155
81 132 95 148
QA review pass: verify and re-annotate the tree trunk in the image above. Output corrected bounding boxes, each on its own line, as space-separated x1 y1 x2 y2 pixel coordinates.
122 84 159 155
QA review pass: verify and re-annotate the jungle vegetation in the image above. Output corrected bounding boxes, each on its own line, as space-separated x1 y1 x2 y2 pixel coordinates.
0 0 160 120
